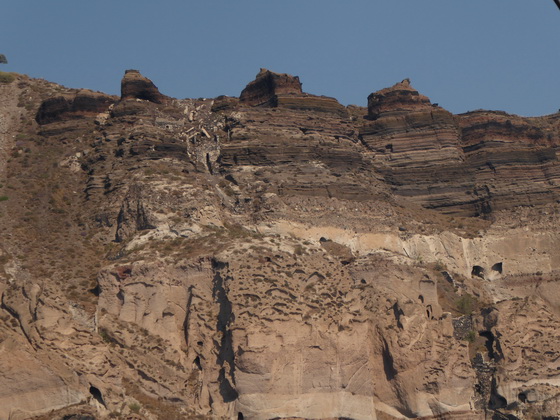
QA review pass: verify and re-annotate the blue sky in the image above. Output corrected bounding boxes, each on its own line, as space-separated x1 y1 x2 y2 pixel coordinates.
2 0 559 116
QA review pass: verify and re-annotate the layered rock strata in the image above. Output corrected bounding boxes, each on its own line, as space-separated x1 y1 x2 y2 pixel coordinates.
35 90 116 124
239 68 303 106
360 79 560 216
120 69 168 104
0 69 559 420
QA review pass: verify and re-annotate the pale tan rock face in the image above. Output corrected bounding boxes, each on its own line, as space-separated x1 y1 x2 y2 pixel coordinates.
1 71 560 420
0 337 85 420
92 247 484 419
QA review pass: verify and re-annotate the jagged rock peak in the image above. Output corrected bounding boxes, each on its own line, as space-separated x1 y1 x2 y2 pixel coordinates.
120 69 167 104
239 68 303 106
367 78 433 119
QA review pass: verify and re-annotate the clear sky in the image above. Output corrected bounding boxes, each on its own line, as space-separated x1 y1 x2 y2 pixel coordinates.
1 0 559 116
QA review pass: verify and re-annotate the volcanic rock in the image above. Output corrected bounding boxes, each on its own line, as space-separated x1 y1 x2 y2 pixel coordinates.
361 79 560 216
35 89 116 125
239 69 348 116
120 69 167 104
367 78 433 119
239 68 302 106
2 69 560 420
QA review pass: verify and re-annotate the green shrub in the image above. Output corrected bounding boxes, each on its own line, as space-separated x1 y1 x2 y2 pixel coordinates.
129 402 141 413
0 71 15 84
456 294 476 315
434 260 446 271
465 330 476 343
0 196 8 202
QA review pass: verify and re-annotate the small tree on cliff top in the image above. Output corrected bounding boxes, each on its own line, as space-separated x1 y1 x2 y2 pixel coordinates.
0 54 7 64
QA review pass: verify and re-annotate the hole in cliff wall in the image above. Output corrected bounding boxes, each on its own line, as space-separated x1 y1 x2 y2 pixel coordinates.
385 143 393 152
225 174 238 185
471 265 485 278
518 392 527 403
441 271 455 285
489 378 507 410
218 368 238 403
89 385 106 408
392 302 404 329
480 331 496 360
418 295 424 303
381 340 398 381
237 413 244 420
194 356 202 370
492 262 503 274
426 304 432 319
89 285 101 296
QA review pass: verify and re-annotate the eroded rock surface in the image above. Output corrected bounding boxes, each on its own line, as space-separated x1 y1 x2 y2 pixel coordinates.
0 70 559 420
120 69 168 104
35 90 116 125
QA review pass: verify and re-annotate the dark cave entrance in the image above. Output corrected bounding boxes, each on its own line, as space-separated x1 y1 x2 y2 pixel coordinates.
89 385 106 408
471 265 485 278
491 262 503 274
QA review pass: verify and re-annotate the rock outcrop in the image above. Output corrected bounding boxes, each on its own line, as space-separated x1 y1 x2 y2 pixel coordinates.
367 78 433 118
1 69 560 420
35 89 116 125
239 68 347 116
361 79 560 216
239 68 302 106
120 69 167 104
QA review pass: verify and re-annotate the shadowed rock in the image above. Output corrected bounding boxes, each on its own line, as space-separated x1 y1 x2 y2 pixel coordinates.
240 68 347 116
120 69 167 104
36 90 116 124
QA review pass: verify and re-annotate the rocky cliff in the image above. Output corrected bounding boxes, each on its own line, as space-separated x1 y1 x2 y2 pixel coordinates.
0 69 559 420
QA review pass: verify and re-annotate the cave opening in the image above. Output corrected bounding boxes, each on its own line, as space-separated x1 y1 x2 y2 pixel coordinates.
426 304 432 319
479 331 496 360
492 262 503 274
89 284 101 296
489 378 507 410
392 302 404 329
381 339 398 381
471 265 485 278
89 385 106 407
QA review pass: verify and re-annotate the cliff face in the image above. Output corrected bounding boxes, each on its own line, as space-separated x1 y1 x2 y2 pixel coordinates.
361 79 560 216
0 70 559 420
